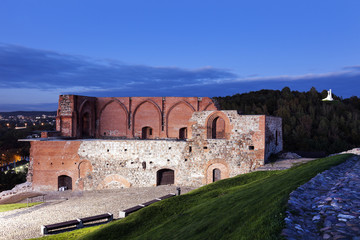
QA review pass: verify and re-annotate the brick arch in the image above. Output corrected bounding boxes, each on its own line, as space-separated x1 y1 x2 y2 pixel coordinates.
166 101 195 138
79 99 95 138
132 99 162 138
205 161 229 184
97 174 131 190
99 99 129 118
204 102 216 110
78 160 92 178
206 111 231 139
56 170 76 190
98 99 129 137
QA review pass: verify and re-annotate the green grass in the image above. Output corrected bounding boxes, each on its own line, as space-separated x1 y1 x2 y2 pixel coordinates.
0 202 42 212
37 154 354 240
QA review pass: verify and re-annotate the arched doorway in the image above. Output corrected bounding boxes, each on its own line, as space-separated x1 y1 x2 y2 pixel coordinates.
58 175 72 190
179 127 187 139
82 112 90 137
206 162 229 184
157 169 174 185
212 117 225 139
213 168 221 182
142 126 153 139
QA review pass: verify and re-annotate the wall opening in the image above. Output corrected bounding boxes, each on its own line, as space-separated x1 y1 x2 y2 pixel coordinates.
157 169 174 186
211 117 225 139
275 130 278 146
179 127 187 139
142 126 153 139
58 175 72 190
82 112 90 137
213 168 221 182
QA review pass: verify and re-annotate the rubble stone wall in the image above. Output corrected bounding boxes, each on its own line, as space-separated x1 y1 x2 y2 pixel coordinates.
30 107 283 191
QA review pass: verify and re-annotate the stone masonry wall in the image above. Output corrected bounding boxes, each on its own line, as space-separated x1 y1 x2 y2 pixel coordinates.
30 110 282 191
264 116 283 161
188 111 267 182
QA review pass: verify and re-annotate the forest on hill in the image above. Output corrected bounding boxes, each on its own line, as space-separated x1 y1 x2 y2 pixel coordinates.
215 87 360 155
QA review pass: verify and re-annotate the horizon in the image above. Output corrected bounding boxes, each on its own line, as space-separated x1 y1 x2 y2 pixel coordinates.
1 1 359 111
0 87 351 112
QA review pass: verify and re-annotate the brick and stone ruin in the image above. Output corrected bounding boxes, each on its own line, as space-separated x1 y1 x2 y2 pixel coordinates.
27 95 283 191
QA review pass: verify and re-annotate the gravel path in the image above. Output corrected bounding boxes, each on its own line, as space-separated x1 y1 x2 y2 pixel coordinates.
283 155 360 239
0 185 194 240
255 158 316 171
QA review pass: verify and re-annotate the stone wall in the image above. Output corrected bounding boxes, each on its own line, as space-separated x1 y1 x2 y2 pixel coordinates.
29 110 282 191
265 116 283 161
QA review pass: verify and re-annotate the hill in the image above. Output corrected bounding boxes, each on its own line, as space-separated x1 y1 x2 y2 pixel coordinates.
215 87 360 154
37 154 352 240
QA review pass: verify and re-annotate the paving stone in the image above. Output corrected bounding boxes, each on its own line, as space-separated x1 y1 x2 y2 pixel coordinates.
283 155 360 239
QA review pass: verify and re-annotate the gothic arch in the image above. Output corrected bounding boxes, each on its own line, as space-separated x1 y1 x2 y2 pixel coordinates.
78 160 92 178
79 98 89 115
79 99 94 138
166 101 195 138
99 99 129 119
206 111 231 139
204 102 215 110
132 99 162 137
98 99 129 137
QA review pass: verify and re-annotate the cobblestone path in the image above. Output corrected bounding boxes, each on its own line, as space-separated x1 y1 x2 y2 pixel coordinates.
283 155 360 240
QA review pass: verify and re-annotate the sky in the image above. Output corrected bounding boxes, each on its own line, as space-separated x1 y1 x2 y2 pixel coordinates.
0 0 360 111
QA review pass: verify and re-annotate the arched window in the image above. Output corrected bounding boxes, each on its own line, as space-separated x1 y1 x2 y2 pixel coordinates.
82 112 90 137
213 168 221 182
58 175 72 190
142 126 153 139
179 127 187 139
211 117 225 139
157 169 174 185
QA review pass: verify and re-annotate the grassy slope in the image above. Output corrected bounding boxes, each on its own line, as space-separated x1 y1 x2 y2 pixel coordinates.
40 154 353 240
0 202 42 212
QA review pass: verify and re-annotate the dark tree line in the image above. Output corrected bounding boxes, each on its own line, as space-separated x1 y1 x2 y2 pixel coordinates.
0 169 27 192
215 87 360 154
0 124 54 165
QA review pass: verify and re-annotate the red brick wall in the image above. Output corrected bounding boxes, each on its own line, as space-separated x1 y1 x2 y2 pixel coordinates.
99 101 128 137
30 141 83 191
56 95 217 139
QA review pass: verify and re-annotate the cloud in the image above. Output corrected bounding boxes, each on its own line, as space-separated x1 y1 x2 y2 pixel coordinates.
0 43 359 111
0 43 236 92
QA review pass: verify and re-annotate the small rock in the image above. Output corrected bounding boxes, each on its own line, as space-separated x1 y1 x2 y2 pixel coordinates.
320 227 331 232
294 224 303 231
338 214 355 219
323 233 331 239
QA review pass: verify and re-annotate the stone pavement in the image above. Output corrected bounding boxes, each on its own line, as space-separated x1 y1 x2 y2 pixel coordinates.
283 155 360 240
0 185 194 240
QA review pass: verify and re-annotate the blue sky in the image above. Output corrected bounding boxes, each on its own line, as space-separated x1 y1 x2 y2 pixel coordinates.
0 0 359 111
